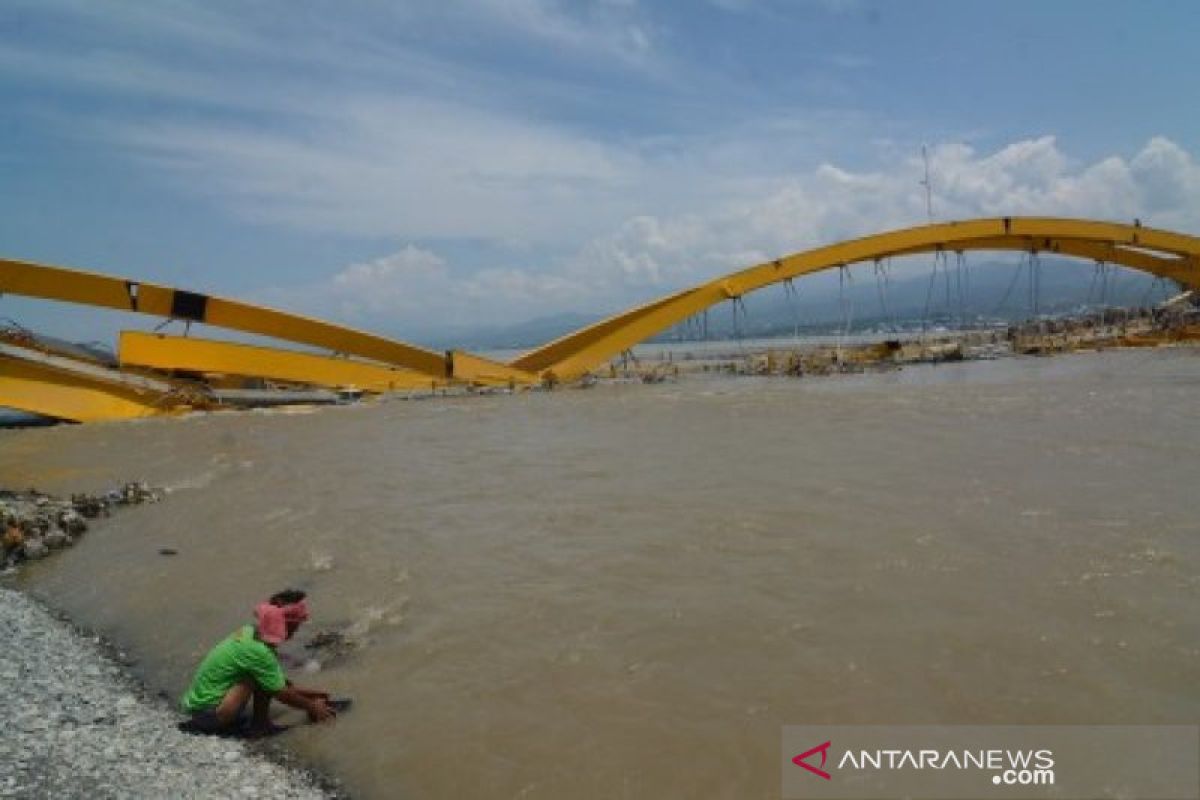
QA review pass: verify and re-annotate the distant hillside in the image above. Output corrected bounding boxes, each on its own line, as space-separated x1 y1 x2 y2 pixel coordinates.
650 256 1176 340
419 311 603 351
414 257 1177 349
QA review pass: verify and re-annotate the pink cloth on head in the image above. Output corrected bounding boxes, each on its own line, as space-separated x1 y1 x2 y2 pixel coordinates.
255 602 288 645
282 600 309 624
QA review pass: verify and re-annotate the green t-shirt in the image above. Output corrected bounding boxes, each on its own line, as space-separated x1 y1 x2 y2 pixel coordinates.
181 625 287 713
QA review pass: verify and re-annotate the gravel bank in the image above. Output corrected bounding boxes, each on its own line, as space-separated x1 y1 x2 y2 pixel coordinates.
0 587 337 799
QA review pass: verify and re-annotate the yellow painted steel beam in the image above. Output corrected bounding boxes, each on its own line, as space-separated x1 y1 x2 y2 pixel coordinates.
119 332 442 392
511 217 1200 381
0 257 449 378
0 354 183 422
882 236 1197 283
446 350 538 386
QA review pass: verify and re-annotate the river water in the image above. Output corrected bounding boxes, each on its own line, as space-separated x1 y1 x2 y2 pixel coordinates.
4 348 1199 798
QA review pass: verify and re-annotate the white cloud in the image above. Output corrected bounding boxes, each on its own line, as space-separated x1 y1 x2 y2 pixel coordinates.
707 0 861 13
93 99 884 248
4 0 263 53
0 44 228 105
107 96 643 243
2 0 669 144
574 135 1200 293
1130 137 1200 219
465 0 656 64
10 3 1200 340
271 136 1200 335
263 244 590 333
2 0 880 248
8 0 660 81
330 246 449 318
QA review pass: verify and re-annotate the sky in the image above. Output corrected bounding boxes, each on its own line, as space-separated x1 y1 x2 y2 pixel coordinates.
2 0 1200 345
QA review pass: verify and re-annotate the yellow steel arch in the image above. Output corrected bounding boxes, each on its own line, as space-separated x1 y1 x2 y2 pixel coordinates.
511 217 1200 381
885 237 1196 283
0 256 449 378
6 217 1199 395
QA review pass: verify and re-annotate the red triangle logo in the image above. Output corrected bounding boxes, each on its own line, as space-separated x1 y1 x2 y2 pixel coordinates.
792 740 832 780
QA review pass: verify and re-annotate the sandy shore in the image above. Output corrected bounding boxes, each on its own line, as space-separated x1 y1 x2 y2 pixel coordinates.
0 587 340 799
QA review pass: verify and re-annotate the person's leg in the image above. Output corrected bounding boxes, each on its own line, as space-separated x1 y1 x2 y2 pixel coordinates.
214 680 254 726
250 684 272 730
180 681 253 736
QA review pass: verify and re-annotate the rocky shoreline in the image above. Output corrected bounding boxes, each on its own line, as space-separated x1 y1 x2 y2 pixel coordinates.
0 485 348 799
1 482 166 574
0 587 344 799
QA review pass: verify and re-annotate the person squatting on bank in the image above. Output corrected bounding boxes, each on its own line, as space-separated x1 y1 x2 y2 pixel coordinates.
180 589 336 737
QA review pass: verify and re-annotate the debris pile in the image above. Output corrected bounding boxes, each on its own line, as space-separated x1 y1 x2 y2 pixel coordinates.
1 482 164 573
1009 305 1200 354
610 299 1200 382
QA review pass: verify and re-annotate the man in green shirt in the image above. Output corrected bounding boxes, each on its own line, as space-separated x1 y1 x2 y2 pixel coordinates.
181 589 336 737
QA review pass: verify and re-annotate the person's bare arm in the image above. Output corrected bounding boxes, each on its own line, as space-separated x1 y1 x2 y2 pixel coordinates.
274 686 336 722
284 680 330 701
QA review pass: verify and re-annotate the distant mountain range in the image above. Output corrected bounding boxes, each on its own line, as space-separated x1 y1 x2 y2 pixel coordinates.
421 311 604 352
3 255 1178 424
9 257 1180 358
676 255 1174 340
415 257 1176 349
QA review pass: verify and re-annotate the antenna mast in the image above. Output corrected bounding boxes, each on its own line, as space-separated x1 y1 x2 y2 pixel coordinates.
920 144 934 221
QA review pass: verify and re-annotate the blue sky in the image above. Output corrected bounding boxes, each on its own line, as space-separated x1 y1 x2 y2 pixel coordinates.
2 0 1199 343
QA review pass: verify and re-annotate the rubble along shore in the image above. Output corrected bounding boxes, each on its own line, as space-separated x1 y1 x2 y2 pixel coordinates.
1 482 165 574
0 587 340 799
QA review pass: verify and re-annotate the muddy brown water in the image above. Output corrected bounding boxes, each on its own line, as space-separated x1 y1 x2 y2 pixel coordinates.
4 348 1199 798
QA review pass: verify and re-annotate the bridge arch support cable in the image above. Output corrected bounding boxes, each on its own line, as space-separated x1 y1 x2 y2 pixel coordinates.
1030 250 1043 318
872 260 893 333
781 277 803 341
837 264 855 361
509 218 1200 381
954 251 969 328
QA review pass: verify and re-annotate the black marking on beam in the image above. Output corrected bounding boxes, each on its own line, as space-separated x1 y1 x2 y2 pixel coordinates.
171 290 209 322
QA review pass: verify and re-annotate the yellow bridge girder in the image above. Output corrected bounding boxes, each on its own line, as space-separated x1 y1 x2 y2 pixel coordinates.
118 332 443 392
446 350 539 386
0 346 194 423
0 257 450 379
5 216 1200 401
510 217 1200 381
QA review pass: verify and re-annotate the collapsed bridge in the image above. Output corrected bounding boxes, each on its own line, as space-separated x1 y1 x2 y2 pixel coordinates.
2 217 1198 421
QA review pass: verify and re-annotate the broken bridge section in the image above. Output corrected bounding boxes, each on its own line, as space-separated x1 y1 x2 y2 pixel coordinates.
3 217 1199 421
